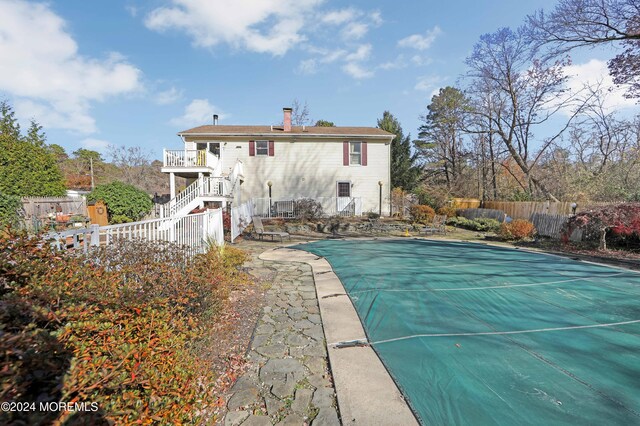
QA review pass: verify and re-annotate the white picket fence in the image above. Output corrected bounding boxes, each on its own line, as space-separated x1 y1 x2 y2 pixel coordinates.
230 201 255 242
46 209 224 257
252 197 362 218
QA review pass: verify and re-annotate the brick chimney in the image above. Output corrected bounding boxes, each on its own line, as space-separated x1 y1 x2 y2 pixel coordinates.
283 107 292 132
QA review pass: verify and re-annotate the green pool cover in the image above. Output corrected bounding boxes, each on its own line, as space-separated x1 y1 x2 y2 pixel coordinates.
295 239 640 425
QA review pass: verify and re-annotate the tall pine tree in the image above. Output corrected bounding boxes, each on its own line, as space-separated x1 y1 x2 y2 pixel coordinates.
0 100 66 196
377 111 420 190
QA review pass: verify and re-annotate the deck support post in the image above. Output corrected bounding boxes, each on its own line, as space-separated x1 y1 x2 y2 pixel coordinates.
169 173 176 199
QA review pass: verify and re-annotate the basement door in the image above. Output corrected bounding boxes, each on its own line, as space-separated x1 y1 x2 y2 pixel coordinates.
336 181 352 215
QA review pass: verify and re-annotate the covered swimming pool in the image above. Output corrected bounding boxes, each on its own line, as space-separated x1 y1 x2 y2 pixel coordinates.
295 239 640 425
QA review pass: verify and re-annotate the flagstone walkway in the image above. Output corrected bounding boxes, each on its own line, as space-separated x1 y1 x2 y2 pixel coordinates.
223 241 340 426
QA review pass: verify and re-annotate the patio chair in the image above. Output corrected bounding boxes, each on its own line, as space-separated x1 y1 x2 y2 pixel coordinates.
422 214 447 235
252 216 291 242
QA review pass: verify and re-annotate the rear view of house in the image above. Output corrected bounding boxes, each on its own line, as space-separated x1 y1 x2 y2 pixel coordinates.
161 107 394 217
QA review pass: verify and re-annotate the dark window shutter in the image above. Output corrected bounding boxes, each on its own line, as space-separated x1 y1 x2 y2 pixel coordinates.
268 140 274 156
343 141 349 165
362 142 368 166
249 140 255 156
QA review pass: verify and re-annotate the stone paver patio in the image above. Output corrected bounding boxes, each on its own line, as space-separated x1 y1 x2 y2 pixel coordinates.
223 242 340 425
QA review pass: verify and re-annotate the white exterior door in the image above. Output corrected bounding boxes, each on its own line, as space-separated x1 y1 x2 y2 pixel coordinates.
336 181 351 214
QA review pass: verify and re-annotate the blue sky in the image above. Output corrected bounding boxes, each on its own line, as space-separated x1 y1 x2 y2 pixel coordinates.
0 0 636 160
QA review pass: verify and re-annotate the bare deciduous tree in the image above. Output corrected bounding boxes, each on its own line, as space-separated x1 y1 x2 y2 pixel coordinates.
290 99 312 126
465 26 592 201
528 0 640 98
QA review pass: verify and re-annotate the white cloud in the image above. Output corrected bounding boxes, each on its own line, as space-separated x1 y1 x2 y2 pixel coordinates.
80 138 111 151
297 59 318 74
378 55 408 70
145 0 324 56
342 22 369 40
301 44 373 78
170 99 226 127
345 44 372 62
564 59 637 113
342 62 373 79
415 75 445 92
0 0 142 134
321 8 357 25
411 55 433 66
398 26 442 51
145 1 381 79
125 5 138 17
155 87 183 105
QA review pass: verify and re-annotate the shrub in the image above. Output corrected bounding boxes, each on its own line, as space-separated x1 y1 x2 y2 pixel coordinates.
295 198 324 221
563 203 640 250
0 192 21 228
410 205 435 224
222 210 231 231
413 186 448 210
87 181 152 223
110 214 132 224
500 219 536 240
366 211 380 220
437 205 457 218
446 216 501 232
0 233 250 424
474 217 501 233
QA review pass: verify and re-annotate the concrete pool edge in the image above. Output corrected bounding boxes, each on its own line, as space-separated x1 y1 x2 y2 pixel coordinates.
259 245 419 426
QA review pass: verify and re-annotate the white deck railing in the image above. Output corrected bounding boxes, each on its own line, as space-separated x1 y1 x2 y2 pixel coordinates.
163 149 219 169
252 197 362 218
46 209 224 257
159 177 231 217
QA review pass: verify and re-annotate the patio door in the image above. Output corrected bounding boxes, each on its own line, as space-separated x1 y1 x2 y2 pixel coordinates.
336 181 351 214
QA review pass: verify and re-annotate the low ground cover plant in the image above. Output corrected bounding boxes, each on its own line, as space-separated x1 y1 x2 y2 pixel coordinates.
0 233 248 424
447 216 501 233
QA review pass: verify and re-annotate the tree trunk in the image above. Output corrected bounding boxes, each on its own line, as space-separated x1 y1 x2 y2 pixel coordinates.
599 227 608 251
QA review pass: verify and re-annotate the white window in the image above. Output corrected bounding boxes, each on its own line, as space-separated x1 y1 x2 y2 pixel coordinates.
256 140 269 156
350 142 361 165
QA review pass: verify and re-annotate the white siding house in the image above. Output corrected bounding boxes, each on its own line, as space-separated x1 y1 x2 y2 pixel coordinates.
160 108 394 217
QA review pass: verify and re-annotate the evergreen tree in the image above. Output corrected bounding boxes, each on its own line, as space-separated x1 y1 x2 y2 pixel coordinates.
377 111 420 190
0 100 21 139
314 119 335 127
0 101 66 196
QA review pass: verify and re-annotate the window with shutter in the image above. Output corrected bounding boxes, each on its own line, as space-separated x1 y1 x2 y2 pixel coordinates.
255 140 269 156
349 142 361 165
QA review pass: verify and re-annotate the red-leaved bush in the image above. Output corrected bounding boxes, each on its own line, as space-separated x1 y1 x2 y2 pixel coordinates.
0 232 249 425
563 203 640 250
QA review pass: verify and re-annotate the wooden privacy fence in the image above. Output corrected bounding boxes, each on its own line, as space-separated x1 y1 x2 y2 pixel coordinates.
530 213 569 239
529 213 584 241
451 198 481 209
458 208 507 222
483 201 622 220
22 197 87 218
